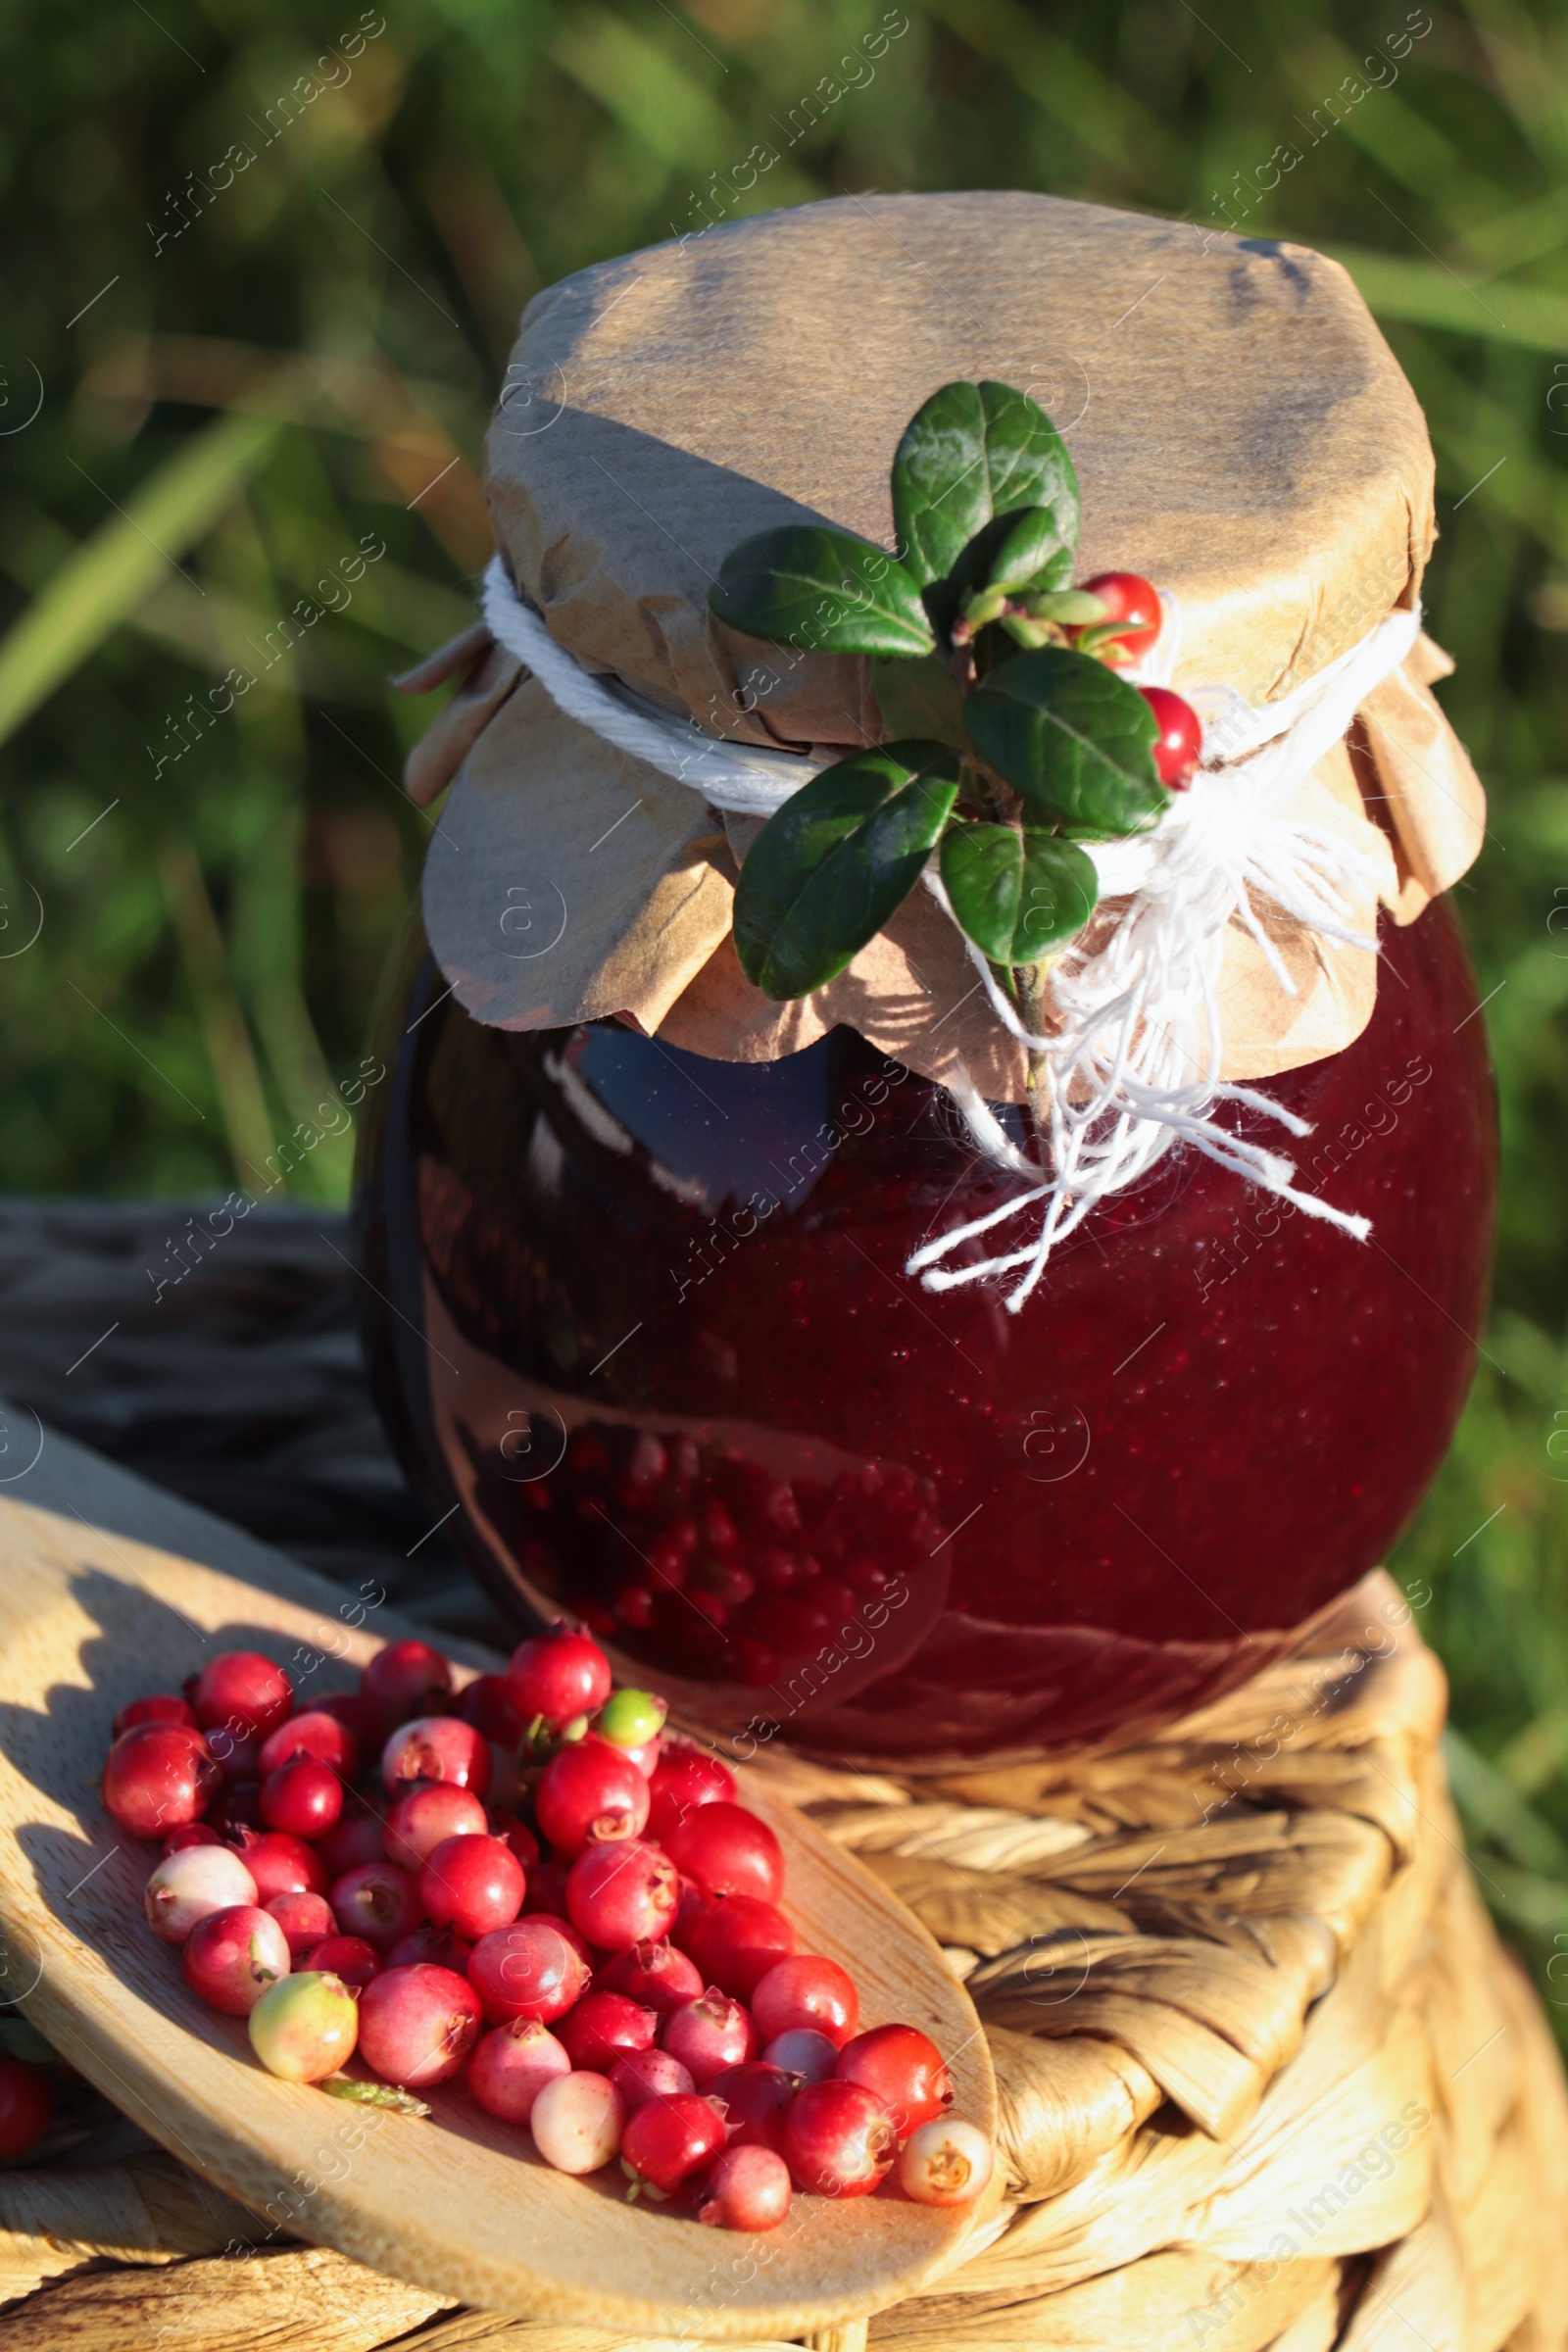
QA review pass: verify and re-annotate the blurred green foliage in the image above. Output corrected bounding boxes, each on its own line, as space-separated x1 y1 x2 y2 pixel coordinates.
4 0 1568 2009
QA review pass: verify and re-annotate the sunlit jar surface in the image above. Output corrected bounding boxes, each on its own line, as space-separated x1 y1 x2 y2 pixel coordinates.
356 897 1495 1763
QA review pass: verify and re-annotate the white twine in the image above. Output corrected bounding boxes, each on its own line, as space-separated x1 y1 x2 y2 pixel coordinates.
479 555 1419 1310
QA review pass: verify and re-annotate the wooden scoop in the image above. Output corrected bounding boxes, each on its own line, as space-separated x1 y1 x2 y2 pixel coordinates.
0 1423 997 2340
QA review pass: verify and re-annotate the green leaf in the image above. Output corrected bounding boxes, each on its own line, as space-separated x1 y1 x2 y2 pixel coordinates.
965 648 1166 835
709 526 934 658
0 2016 54 2065
733 743 960 1001
321 2076 431 2117
891 380 1080 590
870 654 968 751
940 825 1099 964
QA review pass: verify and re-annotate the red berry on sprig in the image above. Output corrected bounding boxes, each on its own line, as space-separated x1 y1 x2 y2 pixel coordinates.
1138 685 1204 788
1075 569 1162 658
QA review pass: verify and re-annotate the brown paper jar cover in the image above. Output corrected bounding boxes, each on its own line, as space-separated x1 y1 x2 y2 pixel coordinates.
410 191 1486 1100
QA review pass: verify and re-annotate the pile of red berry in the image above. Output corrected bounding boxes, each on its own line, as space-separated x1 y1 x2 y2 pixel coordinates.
100 1625 993 2230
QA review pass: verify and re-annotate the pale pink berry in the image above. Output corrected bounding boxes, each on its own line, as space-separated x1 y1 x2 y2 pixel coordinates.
896 2117 994 2205
529 2071 625 2174
143 1844 258 1946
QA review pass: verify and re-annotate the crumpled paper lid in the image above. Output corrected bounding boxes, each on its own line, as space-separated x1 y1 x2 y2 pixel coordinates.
407 191 1486 1097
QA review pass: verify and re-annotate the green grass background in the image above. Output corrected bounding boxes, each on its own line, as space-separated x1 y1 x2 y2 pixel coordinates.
4 0 1568 2015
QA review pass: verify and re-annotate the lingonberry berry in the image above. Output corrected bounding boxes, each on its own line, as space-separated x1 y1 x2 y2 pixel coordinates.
669 1883 710 1956
898 2116 994 2205
360 1639 453 1729
191 1651 293 1741
357 1963 480 2087
163 1824 221 1855
835 2024 953 2136
708 2060 800 2152
595 1938 704 2015
265 1889 337 1960
558 1992 657 2074
535 1739 650 1858
260 1756 344 1840
419 1834 526 1940
208 1731 263 1778
593 1688 667 1758
662 1804 783 1904
621 2092 728 2200
210 1780 264 1834
506 1624 612 1731
614 1584 655 1632
682 1895 795 2002
103 1722 220 1839
1076 570 1161 654
113 1692 196 1738
205 1727 263 1784
466 1919 589 2027
529 2070 624 2174
751 1954 858 2048
467 2019 571 2123
488 1812 540 1872
300 1935 380 1992
380 1716 492 1800
328 1861 424 1954
314 1808 387 1881
1137 685 1203 787
457 1674 524 1746
232 1829 328 1902
258 1709 360 1781
519 1859 571 1920
661 1990 760 2089
0 2057 53 2161
142 1845 258 1946
314 1690 383 1751
248 1970 359 2082
696 2142 792 2231
385 1783 487 1872
388 1923 472 1971
761 2029 838 2084
543 1911 593 1967
566 1839 678 1950
782 2079 897 2198
608 2047 696 2112
181 1904 290 2015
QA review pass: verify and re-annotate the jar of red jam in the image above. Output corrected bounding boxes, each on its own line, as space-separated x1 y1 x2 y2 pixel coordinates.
358 892 1492 1759
361 193 1495 1763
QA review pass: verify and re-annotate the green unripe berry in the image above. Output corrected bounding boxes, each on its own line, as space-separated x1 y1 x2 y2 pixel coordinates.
595 1688 668 1749
248 1971 359 2083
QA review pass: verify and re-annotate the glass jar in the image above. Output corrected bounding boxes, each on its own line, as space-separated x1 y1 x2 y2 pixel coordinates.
356 897 1494 1764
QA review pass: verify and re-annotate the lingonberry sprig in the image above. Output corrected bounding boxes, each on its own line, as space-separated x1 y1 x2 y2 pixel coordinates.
707 379 1204 1068
99 1626 994 2233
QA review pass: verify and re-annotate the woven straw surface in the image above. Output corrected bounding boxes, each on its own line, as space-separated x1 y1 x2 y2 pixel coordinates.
0 1205 1561 2351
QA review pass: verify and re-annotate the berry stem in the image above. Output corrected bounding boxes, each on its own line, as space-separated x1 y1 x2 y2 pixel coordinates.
1015 958 1055 1141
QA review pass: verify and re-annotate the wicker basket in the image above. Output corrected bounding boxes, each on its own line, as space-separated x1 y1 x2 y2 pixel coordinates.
3 1569 1561 2352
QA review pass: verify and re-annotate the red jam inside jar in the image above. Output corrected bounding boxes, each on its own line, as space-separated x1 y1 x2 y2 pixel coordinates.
357 898 1495 1762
